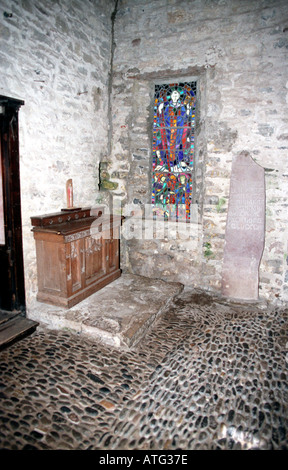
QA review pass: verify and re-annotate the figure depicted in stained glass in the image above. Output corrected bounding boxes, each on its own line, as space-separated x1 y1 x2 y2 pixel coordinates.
152 82 196 220
156 89 192 172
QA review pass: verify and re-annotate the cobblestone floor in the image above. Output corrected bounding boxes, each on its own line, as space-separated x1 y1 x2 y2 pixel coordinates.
0 289 288 451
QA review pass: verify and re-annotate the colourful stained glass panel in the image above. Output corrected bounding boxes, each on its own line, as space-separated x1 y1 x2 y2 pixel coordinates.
152 82 196 220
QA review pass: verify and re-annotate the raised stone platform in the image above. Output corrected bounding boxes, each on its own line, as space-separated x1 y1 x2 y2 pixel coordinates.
27 274 183 349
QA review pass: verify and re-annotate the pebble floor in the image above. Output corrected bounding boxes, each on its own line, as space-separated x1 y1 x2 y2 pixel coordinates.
0 289 288 451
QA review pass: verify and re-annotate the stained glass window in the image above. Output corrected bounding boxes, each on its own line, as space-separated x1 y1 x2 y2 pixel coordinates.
152 81 197 220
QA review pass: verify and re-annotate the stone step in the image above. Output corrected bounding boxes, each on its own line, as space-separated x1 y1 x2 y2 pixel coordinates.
0 313 39 351
28 274 184 349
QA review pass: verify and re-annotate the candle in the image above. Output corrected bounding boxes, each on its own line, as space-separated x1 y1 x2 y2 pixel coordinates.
66 179 73 209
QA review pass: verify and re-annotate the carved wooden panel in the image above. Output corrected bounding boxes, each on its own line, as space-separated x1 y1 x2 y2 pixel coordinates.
105 227 120 274
85 236 105 284
67 239 83 294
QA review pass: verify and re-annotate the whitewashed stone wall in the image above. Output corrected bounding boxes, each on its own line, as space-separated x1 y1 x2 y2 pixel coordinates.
108 0 288 303
0 0 115 306
1 0 287 311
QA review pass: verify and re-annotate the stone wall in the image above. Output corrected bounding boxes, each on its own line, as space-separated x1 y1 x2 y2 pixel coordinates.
106 0 288 303
0 0 115 306
1 0 287 311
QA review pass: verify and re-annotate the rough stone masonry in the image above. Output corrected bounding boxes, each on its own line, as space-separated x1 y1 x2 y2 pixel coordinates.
107 0 288 305
0 0 115 309
0 0 288 319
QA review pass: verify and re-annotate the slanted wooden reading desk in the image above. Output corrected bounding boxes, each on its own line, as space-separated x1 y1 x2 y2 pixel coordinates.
31 207 121 308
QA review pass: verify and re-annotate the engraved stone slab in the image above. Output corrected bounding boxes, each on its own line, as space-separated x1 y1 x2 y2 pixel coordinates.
221 152 265 300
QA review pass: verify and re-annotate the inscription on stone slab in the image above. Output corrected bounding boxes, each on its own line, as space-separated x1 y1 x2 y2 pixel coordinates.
221 152 265 300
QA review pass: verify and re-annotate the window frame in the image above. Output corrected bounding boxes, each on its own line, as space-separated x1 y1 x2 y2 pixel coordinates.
151 79 198 221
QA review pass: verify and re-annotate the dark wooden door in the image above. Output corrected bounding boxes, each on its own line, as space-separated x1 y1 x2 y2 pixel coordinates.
0 96 25 313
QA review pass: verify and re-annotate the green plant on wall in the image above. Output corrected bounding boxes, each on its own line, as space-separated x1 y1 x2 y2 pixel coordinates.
204 241 213 258
216 197 226 212
99 161 119 190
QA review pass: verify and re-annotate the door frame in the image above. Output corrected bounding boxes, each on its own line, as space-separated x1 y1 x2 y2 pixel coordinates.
0 95 25 313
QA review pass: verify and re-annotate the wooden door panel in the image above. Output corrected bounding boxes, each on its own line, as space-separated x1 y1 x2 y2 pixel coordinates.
0 96 25 312
0 143 4 245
